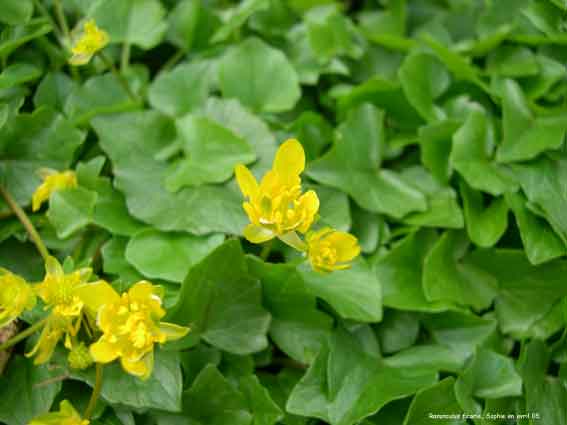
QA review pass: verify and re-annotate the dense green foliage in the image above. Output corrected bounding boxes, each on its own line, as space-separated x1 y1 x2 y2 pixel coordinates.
1 0 567 424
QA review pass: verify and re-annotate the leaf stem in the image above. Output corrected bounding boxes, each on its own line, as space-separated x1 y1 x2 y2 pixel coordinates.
121 42 130 72
0 319 48 352
98 51 141 104
84 363 104 420
162 49 185 72
0 186 49 261
53 0 70 40
260 241 273 261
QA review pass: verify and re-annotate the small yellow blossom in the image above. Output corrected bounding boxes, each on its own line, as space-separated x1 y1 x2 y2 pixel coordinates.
306 227 360 272
90 281 189 380
26 256 116 364
0 269 36 328
28 400 89 425
69 19 109 66
32 169 77 212
235 139 319 249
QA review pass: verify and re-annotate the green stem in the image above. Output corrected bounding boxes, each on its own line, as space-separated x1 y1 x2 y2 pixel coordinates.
84 363 104 420
121 42 130 72
32 0 63 42
0 319 47 352
162 49 185 72
98 51 141 104
53 0 70 41
260 241 273 261
0 186 49 261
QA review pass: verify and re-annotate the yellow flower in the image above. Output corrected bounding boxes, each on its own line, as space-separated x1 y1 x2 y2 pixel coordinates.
90 281 189 380
26 256 116 364
306 227 360 272
69 19 109 66
28 400 89 425
0 269 36 328
235 139 319 249
32 169 78 212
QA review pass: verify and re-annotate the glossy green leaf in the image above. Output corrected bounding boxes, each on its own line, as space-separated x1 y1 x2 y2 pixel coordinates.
46 187 98 238
308 103 427 218
219 37 301 113
0 0 33 25
0 63 41 90
166 240 271 354
125 229 224 283
166 115 256 190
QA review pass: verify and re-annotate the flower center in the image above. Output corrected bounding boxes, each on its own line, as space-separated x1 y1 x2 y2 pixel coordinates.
318 244 337 266
120 312 153 349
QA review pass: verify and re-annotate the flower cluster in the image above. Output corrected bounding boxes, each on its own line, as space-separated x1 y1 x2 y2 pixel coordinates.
69 20 109 66
235 139 360 272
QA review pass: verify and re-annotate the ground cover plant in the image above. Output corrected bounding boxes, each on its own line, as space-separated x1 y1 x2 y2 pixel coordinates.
0 0 567 424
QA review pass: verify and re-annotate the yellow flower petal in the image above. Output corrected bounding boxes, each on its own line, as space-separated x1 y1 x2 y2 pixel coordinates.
69 19 109 66
90 339 119 363
235 164 259 199
31 171 78 212
159 322 190 342
326 232 361 262
74 280 120 316
121 353 152 380
297 190 320 234
243 224 275 243
273 139 305 185
29 400 88 425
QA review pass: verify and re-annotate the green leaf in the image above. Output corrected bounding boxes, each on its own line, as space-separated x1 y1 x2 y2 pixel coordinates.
398 51 449 122
166 0 219 51
218 37 301 113
64 73 139 125
304 5 363 61
93 111 247 234
0 63 41 90
165 115 256 190
486 46 539 77
0 107 85 211
101 237 145 285
307 103 427 218
239 375 284 425
166 240 271 354
402 378 466 425
450 108 517 196
0 18 52 58
459 180 508 248
467 249 567 338
511 155 567 244
374 230 451 312
422 311 497 359
418 119 460 184
498 79 567 163
248 257 333 363
148 62 211 116
505 191 566 265
90 0 167 49
182 365 252 425
47 187 98 238
423 231 498 310
125 229 224 283
212 0 269 42
401 166 464 229
376 310 419 354
384 345 468 373
298 259 382 323
74 349 183 412
0 0 33 25
286 328 438 425
0 356 62 425
456 349 522 410
34 72 77 112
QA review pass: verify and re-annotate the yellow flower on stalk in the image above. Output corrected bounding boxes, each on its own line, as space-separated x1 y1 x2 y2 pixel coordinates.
90 281 189 380
69 19 109 66
32 169 77 212
235 139 319 250
306 227 360 273
28 400 89 425
26 256 116 364
0 269 36 328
